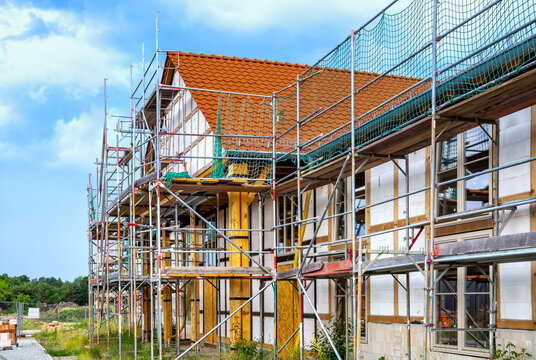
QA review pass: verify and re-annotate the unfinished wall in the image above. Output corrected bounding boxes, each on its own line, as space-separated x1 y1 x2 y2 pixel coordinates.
360 322 536 360
498 108 533 322
172 87 534 354
368 151 427 319
160 72 213 176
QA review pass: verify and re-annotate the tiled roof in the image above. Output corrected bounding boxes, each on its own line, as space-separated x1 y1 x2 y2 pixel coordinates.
163 52 421 154
166 51 307 124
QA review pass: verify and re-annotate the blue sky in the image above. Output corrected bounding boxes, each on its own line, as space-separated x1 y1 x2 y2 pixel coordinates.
0 0 394 281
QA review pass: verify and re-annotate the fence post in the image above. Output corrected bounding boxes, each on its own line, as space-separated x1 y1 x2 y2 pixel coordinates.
16 302 22 338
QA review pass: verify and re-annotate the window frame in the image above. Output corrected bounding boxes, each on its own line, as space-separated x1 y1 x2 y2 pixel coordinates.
277 195 297 253
332 178 349 243
436 126 493 217
433 230 493 357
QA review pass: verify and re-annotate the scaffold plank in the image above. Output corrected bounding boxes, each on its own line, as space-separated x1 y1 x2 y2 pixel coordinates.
163 266 272 276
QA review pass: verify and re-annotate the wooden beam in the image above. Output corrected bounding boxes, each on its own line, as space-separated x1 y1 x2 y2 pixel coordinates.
163 266 271 276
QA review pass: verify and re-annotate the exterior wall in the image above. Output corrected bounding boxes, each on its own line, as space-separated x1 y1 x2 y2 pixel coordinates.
359 108 535 359
161 72 213 176
183 91 534 355
359 324 536 360
369 150 428 320
498 108 532 323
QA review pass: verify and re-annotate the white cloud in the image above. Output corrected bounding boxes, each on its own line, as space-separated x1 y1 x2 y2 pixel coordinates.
0 103 20 128
0 2 130 98
29 86 48 103
50 108 103 169
179 0 398 33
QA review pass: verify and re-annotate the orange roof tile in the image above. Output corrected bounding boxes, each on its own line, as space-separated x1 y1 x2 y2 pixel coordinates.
163 52 422 154
166 51 308 128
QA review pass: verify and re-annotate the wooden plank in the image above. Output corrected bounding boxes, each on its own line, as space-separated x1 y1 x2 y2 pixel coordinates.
435 218 492 237
204 279 217 344
277 264 299 356
276 262 324 280
229 191 251 344
163 266 270 275
169 182 270 194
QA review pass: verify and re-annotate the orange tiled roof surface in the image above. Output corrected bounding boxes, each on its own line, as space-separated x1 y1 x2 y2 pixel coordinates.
164 52 422 154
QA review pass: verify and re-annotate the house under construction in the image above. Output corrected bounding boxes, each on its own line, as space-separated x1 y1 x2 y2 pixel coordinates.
87 0 536 359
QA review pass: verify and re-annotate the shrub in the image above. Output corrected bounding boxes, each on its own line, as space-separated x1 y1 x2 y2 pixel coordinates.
310 318 351 360
494 342 532 360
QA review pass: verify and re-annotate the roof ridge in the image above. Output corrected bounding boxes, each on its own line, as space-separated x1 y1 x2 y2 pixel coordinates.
177 51 308 68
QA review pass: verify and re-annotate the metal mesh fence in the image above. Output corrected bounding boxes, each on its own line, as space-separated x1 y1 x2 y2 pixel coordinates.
1 301 87 337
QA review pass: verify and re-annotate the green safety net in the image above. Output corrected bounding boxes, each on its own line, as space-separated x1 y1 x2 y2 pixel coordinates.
212 98 225 178
207 0 535 180
272 0 536 172
164 171 192 185
90 189 97 220
210 93 274 183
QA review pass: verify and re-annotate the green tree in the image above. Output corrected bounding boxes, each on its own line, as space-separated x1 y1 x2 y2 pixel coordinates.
73 276 88 305
0 274 87 306
35 282 52 303
14 293 30 303
0 280 12 301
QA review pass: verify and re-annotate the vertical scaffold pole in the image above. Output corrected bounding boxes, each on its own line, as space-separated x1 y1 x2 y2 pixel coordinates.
141 41 147 346
95 162 101 344
351 28 362 360
87 176 94 342
405 156 411 360
130 63 138 360
295 74 304 360
491 107 500 357
271 93 278 360
104 77 111 351
117 133 123 360
425 1 439 359
155 10 163 360
149 187 154 359
258 193 265 352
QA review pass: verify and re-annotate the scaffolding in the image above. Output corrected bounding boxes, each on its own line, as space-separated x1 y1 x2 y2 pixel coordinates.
87 0 536 359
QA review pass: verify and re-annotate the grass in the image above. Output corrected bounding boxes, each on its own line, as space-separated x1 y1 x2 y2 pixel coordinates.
35 321 160 359
23 319 44 330
58 307 88 322
35 321 88 357
34 320 301 360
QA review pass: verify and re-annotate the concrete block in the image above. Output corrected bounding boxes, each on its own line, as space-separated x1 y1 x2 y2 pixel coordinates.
0 333 10 348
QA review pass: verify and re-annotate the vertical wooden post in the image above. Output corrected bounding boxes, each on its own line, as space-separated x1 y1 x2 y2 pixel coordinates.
189 212 200 347
228 190 251 347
